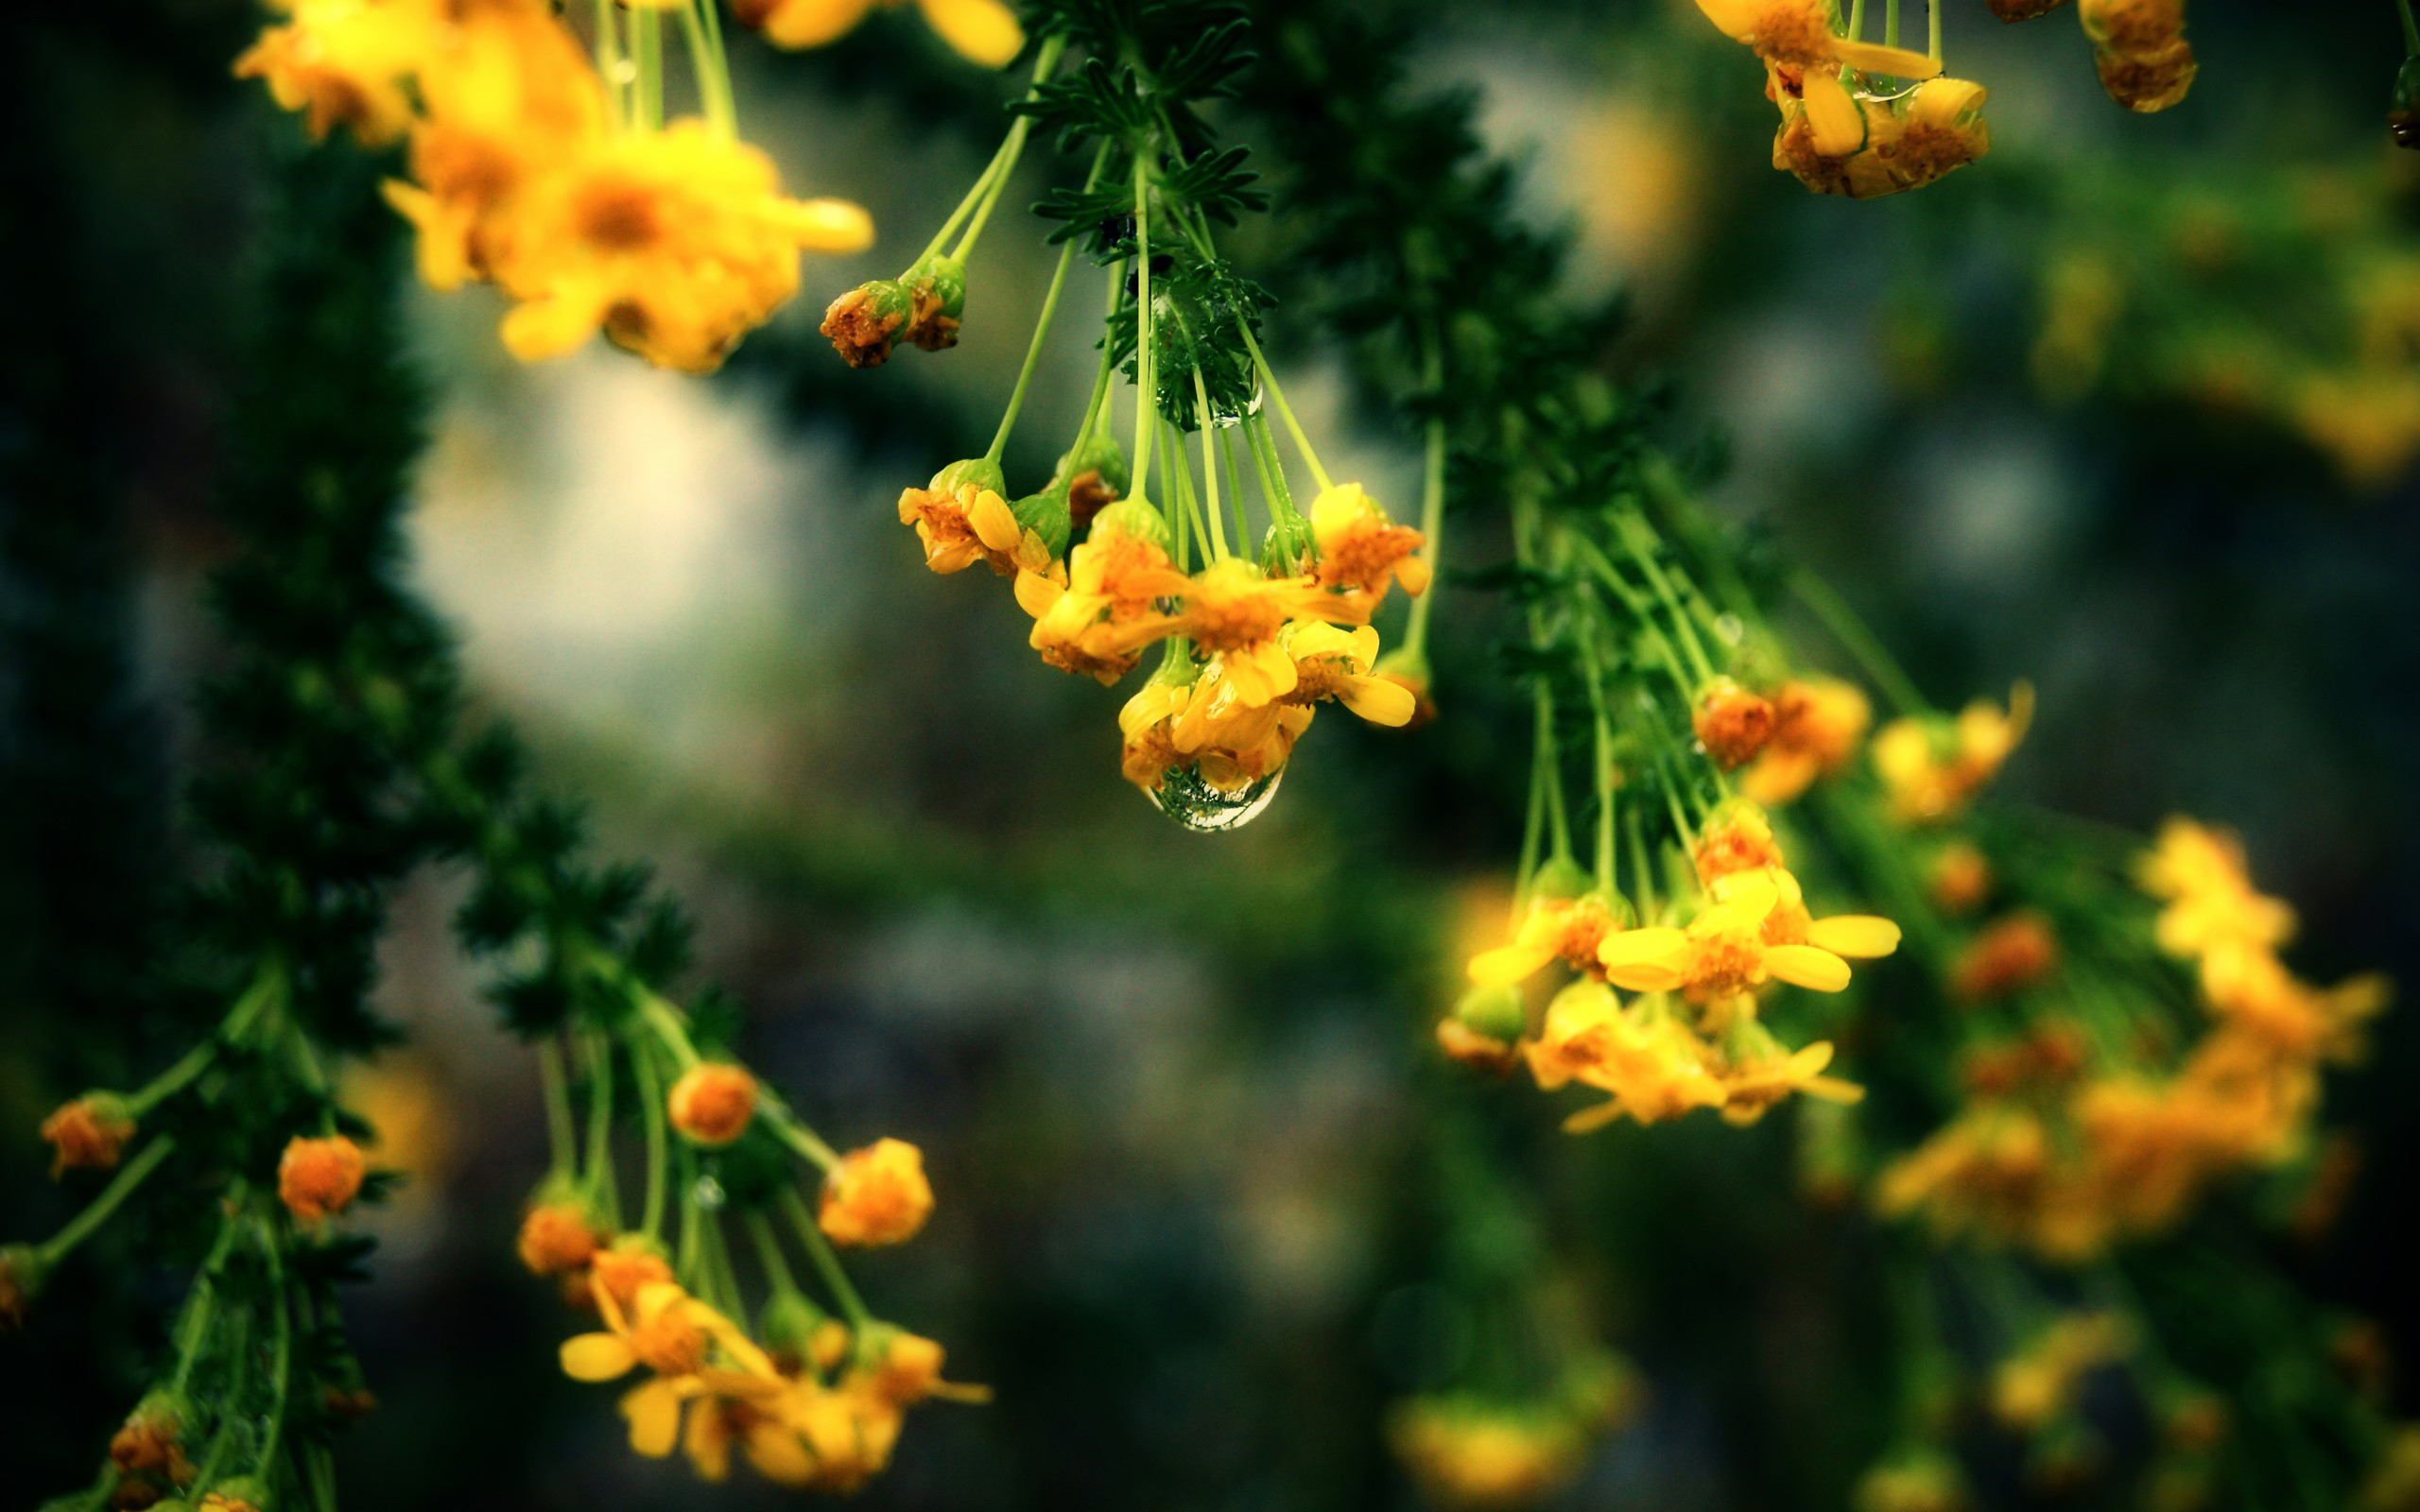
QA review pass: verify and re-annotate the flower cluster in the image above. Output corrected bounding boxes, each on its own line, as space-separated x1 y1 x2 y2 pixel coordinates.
236 0 875 371
1388 1350 1642 1509
511 1001 973 1494
1688 0 2194 198
825 31 1433 824
1875 816 2387 1261
1447 804 1899 1131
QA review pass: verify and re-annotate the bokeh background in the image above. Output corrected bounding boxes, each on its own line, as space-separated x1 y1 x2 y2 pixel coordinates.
4 0 2417 1507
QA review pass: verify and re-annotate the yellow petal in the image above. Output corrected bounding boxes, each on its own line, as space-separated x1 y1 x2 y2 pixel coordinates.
744 1421 819 1486
1800 70 1868 158
968 490 1024 554
561 1333 638 1383
1806 915 1902 958
499 291 606 365
1561 1098 1631 1135
780 197 876 254
1013 568 1063 619
622 1379 685 1458
1690 0 1764 43
1337 675 1416 728
917 0 1024 66
758 0 878 49
1830 40 1944 79
1765 944 1853 992
1598 926 1690 970
1467 941 1556 988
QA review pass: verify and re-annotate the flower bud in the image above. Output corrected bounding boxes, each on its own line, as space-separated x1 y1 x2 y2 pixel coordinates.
758 1290 829 1364
1009 484 1073 564
199 1476 270 1512
1258 513 1317 576
1693 677 1777 770
666 1063 758 1146
586 1234 675 1313
277 1135 366 1222
41 1092 136 1177
110 1392 193 1478
897 252 967 352
515 1187 606 1279
1089 495 1171 552
818 1137 934 1248
820 279 911 368
1059 433 1131 534
1528 854 1591 902
1453 982 1529 1044
929 455 1008 500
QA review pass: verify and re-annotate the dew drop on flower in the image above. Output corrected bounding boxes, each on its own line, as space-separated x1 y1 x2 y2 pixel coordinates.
1713 612 1745 646
1148 764 1284 833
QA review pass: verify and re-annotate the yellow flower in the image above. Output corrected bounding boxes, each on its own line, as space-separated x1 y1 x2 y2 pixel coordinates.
1947 912 2060 1002
775 1378 908 1493
1139 560 1363 709
234 0 440 147
1692 677 1778 769
1713 1034 1863 1126
517 1198 605 1279
1532 988 1733 1131
2078 0 2196 112
1015 515 1178 684
1871 683 2031 823
2198 943 2388 1063
733 0 1025 68
666 1063 758 1145
381 3 608 291
278 1134 368 1222
683 1391 817 1487
1597 868 1899 998
2136 816 2296 958
1771 71 1992 200
1466 892 1625 988
39 1095 134 1177
1691 802 1789 885
562 1278 779 1457
1158 666 1316 794
1739 676 1871 805
899 480 1046 576
1389 1398 1590 1509
819 1137 935 1247
1279 623 1418 727
489 120 873 373
1989 1314 2130 1430
1308 483 1428 605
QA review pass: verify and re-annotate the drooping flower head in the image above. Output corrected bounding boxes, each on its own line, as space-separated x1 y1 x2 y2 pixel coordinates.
279 1134 368 1222
820 1138 935 1248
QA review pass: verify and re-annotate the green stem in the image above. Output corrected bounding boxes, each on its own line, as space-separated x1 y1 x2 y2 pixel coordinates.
783 1187 874 1329
633 1043 668 1241
1192 367 1236 561
39 1136 174 1265
593 0 627 131
1927 0 1943 61
1130 148 1158 503
1788 567 1932 719
759 1093 842 1172
679 0 735 136
634 6 663 129
1077 261 1126 447
170 1198 247 1397
1399 325 1448 663
1885 0 1900 48
580 1035 621 1229
538 1037 578 1177
676 1144 704 1284
1849 0 1867 39
745 1210 806 1301
2401 0 2420 55
1237 322 1332 493
1243 411 1298 524
1217 423 1253 564
259 1224 295 1469
985 195 1091 465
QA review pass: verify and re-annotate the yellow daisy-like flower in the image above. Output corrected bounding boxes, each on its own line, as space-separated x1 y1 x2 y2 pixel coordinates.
899 481 1049 576
1466 891 1625 988
1307 483 1428 606
1279 623 1419 727
1871 682 2032 824
1739 676 1871 806
491 120 873 373
1771 70 1992 200
1015 519 1176 685
733 0 1025 69
1694 0 1942 77
234 0 440 147
1157 667 1317 794
1132 560 1363 710
561 1279 779 1458
2136 816 2296 958
1596 868 1899 998
683 1392 818 1488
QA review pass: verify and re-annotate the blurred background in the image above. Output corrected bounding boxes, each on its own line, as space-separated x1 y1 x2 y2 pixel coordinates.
4 0 2417 1507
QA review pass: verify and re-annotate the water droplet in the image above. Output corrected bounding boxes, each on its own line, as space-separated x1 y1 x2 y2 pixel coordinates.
692 1174 726 1210
610 59 639 84
1712 612 1746 646
1148 763 1284 832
